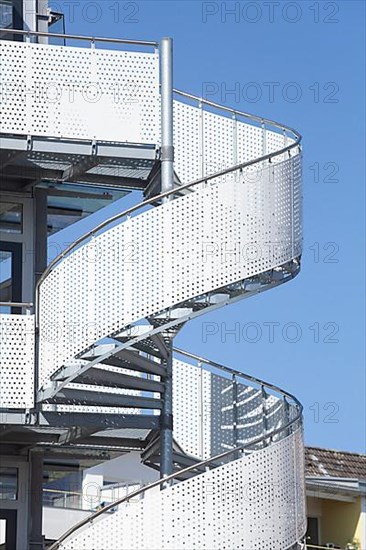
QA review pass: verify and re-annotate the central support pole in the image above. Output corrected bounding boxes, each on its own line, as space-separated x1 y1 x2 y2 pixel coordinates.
159 37 174 481
160 339 174 481
160 37 174 200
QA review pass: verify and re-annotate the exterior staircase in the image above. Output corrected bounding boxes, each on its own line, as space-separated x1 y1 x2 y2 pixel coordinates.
0 29 305 550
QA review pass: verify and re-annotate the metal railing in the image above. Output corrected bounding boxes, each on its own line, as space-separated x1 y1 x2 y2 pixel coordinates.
174 88 301 141
43 482 143 511
0 301 34 313
0 27 158 47
48 349 303 550
50 428 303 550
35 91 301 324
175 347 302 408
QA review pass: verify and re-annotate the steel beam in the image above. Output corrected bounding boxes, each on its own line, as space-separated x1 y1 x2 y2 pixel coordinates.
77 436 145 449
0 135 157 159
61 157 102 182
28 451 44 550
150 333 169 360
57 426 100 445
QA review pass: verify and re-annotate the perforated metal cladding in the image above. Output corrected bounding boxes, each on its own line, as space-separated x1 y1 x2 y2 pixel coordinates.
0 41 28 134
61 428 306 550
172 360 294 462
173 360 211 458
0 40 159 143
39 154 302 384
0 314 35 408
173 101 202 183
64 495 161 550
172 99 293 184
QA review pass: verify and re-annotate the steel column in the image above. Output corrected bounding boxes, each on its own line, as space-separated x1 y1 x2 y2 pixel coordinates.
159 36 174 481
160 339 173 480
35 188 48 285
28 451 44 549
160 37 174 200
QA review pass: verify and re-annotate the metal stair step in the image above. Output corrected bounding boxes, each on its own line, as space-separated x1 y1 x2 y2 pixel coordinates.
83 349 166 377
68 368 164 393
115 338 163 359
47 388 163 410
151 307 193 321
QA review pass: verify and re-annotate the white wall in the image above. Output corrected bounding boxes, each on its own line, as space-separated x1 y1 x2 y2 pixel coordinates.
43 507 90 540
85 451 159 485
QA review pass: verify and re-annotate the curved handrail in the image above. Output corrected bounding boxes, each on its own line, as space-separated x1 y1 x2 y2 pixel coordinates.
173 88 301 140
174 347 303 413
50 433 303 550
35 96 301 323
49 348 303 550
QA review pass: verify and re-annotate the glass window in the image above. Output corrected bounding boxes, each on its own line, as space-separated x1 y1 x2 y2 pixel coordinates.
0 250 12 310
0 467 18 500
0 1 13 29
0 202 23 234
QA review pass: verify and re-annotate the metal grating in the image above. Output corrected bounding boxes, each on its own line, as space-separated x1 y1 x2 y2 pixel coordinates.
0 40 159 144
62 428 306 550
38 154 302 386
0 314 35 408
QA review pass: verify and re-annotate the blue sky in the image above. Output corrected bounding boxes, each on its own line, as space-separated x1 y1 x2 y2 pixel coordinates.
52 0 365 453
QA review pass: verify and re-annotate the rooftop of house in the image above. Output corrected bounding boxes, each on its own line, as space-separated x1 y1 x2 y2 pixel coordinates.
305 446 366 480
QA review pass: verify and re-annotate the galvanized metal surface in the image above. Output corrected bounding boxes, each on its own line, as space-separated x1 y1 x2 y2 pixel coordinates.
0 40 159 144
56 428 306 550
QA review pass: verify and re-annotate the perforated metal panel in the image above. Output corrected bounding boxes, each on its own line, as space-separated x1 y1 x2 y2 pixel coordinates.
0 40 159 143
173 101 202 183
173 359 293 461
172 360 211 458
61 428 306 550
39 153 302 385
172 99 293 185
0 314 34 408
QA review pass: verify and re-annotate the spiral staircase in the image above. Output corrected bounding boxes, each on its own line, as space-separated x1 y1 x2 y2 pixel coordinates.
0 30 305 549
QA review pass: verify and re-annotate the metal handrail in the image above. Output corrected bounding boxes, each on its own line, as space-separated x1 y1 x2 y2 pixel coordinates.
49 419 302 550
174 347 303 413
0 27 158 47
0 301 33 308
173 88 301 141
35 105 301 322
49 349 302 550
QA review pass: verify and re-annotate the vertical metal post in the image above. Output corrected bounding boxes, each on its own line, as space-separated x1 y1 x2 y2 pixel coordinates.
199 101 204 180
199 360 204 459
160 37 174 200
160 339 173 481
261 385 269 447
261 120 267 156
284 395 291 437
232 375 238 454
159 37 174 482
35 188 48 286
29 451 44 549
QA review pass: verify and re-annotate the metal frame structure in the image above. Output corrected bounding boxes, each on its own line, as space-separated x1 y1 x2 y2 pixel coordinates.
0 21 305 549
